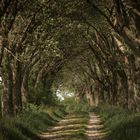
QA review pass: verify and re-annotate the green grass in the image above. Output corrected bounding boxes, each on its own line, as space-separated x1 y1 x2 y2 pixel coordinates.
61 97 90 114
0 104 67 140
91 105 140 140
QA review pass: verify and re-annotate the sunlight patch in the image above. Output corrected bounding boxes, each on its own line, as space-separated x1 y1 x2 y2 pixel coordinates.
56 89 74 101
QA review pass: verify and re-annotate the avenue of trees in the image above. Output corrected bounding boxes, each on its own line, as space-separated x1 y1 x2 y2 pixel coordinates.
0 0 140 117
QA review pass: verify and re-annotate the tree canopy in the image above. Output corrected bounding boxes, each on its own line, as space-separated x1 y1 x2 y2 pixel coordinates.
0 0 140 116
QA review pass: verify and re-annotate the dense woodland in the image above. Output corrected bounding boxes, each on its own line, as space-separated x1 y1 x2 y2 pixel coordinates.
0 0 140 140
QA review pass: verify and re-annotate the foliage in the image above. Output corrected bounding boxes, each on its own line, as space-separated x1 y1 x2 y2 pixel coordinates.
62 97 90 114
0 0 140 117
0 2 140 140
92 105 140 140
28 84 59 106
0 104 66 140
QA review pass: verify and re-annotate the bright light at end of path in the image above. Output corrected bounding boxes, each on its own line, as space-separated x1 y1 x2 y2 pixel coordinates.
56 90 74 101
56 93 65 101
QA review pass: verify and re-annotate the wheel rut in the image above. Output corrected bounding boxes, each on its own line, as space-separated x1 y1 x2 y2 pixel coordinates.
39 112 107 140
85 112 107 140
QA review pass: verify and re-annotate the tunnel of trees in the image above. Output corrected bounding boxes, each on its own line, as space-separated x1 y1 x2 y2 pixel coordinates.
0 0 140 140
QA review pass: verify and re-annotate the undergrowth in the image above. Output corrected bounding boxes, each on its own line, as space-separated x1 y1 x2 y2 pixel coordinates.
0 104 66 140
61 97 90 114
91 105 140 140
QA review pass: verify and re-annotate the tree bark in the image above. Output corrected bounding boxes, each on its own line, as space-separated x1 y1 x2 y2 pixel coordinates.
1 52 14 116
13 60 23 115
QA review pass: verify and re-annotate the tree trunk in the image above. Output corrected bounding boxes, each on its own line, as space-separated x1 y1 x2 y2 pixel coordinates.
13 61 23 115
1 53 14 116
0 25 5 66
21 71 29 104
34 63 49 88
111 71 118 105
117 70 129 108
127 55 140 111
85 85 95 107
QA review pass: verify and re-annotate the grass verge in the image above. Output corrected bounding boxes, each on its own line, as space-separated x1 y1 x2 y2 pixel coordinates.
91 105 140 140
0 104 67 140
